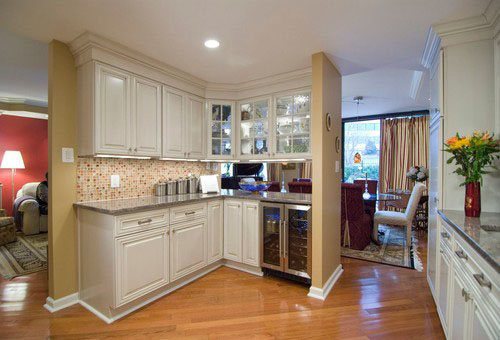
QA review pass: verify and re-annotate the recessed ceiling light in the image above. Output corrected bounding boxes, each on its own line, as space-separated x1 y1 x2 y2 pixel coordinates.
204 39 220 48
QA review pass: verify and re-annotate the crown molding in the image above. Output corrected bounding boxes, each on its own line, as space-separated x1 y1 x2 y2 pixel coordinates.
421 28 441 69
432 0 500 46
70 31 208 90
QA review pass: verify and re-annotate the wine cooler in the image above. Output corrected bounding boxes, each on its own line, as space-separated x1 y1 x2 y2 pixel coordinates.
261 203 312 279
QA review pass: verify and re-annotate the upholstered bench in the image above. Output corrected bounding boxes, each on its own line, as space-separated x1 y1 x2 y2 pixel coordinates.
0 209 17 246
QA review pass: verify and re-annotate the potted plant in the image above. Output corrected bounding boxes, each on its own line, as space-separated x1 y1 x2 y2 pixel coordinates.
406 166 428 183
444 131 500 217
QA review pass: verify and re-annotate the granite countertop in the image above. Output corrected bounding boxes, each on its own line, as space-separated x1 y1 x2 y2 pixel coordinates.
438 209 500 273
74 189 312 215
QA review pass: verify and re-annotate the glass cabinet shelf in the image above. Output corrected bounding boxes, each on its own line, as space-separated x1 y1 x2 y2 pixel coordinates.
275 92 311 155
239 99 270 156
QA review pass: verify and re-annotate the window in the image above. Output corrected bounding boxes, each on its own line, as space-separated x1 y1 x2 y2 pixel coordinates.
343 119 380 182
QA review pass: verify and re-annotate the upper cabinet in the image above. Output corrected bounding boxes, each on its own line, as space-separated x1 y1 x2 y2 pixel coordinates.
162 86 206 159
207 101 235 159
274 91 311 157
78 62 161 157
238 97 271 159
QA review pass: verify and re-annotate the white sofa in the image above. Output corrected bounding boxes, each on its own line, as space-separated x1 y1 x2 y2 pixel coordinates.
15 182 48 235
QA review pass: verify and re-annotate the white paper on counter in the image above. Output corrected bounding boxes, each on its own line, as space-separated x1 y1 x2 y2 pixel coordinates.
200 175 220 193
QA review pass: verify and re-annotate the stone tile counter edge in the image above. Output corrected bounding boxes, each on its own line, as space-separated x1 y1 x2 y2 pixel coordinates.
74 189 312 215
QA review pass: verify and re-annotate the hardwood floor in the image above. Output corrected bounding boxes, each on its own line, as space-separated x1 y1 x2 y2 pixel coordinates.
0 234 444 339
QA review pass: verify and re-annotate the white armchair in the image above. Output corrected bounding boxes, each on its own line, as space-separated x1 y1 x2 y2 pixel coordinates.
14 182 48 235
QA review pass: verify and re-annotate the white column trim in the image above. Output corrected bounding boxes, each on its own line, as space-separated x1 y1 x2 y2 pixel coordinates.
307 264 343 300
43 292 79 312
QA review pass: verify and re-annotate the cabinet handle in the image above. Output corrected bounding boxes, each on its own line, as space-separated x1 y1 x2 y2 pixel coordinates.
283 220 288 257
440 232 450 239
137 218 152 225
473 273 492 290
184 211 196 215
134 148 137 152
279 220 283 258
455 250 468 260
128 147 132 152
462 288 471 302
166 230 170 235
439 249 444 254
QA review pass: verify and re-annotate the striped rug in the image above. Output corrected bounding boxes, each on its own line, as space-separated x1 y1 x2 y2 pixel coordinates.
0 232 47 280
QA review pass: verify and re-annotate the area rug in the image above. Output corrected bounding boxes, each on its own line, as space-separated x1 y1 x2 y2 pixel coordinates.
0 232 47 280
341 225 423 271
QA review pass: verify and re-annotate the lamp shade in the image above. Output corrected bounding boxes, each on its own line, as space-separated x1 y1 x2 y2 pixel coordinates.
1 151 25 169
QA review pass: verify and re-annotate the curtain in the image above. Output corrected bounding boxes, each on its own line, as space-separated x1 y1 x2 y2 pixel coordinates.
379 116 429 194
267 163 282 182
298 162 312 179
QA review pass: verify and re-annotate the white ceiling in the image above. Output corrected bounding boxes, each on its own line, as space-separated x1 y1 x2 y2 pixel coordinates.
0 0 490 115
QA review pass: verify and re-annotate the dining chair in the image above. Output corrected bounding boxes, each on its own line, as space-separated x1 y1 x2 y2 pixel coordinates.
372 182 426 247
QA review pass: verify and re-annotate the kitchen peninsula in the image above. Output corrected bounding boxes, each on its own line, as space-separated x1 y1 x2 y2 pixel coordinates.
75 189 312 323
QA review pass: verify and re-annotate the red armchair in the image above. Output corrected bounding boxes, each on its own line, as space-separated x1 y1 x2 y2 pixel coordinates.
266 181 280 192
341 183 372 250
288 181 312 193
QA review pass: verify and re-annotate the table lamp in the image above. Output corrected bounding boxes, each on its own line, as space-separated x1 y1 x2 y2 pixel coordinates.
1 151 25 206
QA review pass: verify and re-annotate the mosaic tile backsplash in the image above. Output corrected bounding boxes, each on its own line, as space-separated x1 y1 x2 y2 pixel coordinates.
77 158 218 202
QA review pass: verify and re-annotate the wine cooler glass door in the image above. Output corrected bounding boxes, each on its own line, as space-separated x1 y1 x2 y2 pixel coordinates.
261 203 284 271
284 205 312 278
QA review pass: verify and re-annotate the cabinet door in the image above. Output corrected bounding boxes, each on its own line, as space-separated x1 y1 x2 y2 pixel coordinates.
162 87 185 158
170 219 207 281
96 64 131 154
208 101 235 159
450 267 468 340
185 95 205 159
242 201 260 266
207 200 223 264
224 200 242 262
438 245 451 333
115 228 169 307
470 298 497 340
132 77 161 157
239 98 271 159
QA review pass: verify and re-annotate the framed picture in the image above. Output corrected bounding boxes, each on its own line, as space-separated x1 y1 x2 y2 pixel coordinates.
282 163 296 170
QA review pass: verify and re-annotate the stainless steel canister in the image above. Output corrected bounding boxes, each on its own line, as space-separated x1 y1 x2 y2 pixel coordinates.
154 183 166 196
166 181 177 195
176 179 188 194
187 177 199 194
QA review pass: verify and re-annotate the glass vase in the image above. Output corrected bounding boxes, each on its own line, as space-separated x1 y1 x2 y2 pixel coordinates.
464 182 481 217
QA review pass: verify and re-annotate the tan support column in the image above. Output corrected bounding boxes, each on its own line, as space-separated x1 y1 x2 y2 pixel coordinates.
309 52 343 300
47 40 78 305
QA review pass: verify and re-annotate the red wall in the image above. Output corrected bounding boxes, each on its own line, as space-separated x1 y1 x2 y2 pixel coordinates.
0 115 48 215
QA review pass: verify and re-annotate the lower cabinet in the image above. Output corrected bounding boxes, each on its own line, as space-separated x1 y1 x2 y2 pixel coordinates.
242 201 260 266
115 227 169 307
223 199 260 267
170 219 207 281
438 242 451 333
208 200 224 264
450 267 468 340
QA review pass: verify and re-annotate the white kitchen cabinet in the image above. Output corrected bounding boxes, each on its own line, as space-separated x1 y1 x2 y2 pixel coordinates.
207 200 223 264
95 63 131 155
450 267 468 340
223 199 243 262
438 242 451 334
470 298 496 340
162 86 205 159
78 62 162 157
132 76 162 157
162 86 185 158
185 95 205 159
207 101 236 159
170 219 207 281
115 228 169 307
242 201 260 266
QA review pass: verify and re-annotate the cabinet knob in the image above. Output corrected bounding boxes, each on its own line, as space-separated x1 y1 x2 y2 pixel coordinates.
128 147 132 152
455 250 468 260
440 232 450 239
473 273 492 290
134 148 137 152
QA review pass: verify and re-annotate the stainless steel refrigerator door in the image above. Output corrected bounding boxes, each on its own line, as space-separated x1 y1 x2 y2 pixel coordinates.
260 202 285 272
284 204 312 279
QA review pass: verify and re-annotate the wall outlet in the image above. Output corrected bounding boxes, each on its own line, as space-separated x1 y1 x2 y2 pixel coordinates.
110 175 120 188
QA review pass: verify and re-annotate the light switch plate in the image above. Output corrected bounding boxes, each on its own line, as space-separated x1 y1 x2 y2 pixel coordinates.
62 148 74 163
110 175 120 188
335 161 340 173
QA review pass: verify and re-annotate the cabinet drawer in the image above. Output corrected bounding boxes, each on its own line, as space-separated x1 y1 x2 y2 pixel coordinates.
115 209 169 237
439 219 454 250
454 238 500 315
169 203 207 225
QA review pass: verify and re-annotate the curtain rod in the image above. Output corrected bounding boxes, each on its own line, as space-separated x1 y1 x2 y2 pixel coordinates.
342 110 429 123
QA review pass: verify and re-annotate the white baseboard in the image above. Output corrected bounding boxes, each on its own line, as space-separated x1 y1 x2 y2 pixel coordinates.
307 264 343 300
224 260 263 277
44 292 79 312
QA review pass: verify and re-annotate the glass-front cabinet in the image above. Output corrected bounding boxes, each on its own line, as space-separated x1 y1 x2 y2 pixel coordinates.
239 97 271 159
275 91 311 156
261 203 312 279
207 101 235 159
